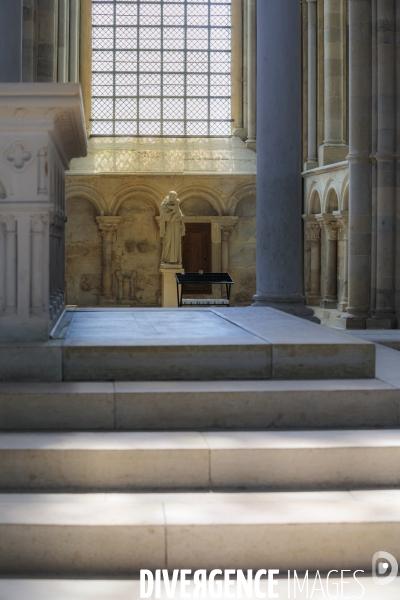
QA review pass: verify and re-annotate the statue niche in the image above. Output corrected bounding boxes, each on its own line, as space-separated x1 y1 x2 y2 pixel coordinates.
160 191 185 265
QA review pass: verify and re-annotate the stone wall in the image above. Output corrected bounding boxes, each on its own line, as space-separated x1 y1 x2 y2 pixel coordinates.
65 173 256 307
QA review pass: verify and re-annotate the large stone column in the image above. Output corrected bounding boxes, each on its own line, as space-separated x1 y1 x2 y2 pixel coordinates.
319 0 348 165
397 0 400 319
253 0 315 320
341 0 372 328
96 217 121 305
0 84 87 342
246 0 256 150
305 0 318 170
0 0 22 82
368 0 396 328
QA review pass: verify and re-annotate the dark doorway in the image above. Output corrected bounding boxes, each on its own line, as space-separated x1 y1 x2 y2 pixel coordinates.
182 223 212 293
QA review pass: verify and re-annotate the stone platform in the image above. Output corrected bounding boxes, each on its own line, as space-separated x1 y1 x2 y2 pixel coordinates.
0 307 374 381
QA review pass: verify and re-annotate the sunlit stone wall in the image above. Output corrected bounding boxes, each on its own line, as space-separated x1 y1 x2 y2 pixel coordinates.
66 137 256 307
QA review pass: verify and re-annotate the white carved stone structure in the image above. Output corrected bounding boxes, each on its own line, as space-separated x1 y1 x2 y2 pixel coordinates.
0 84 87 342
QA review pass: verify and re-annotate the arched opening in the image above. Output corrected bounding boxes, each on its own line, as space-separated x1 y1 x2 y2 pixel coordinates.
180 197 218 217
309 190 321 215
326 188 339 213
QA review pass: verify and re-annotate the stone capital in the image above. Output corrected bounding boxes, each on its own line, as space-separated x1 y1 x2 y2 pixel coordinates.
316 214 339 240
325 220 339 241
96 216 121 242
333 210 349 240
0 214 17 232
304 221 321 242
336 218 348 239
221 224 234 241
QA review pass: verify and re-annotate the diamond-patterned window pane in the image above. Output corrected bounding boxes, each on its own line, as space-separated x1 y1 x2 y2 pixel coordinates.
163 98 184 120
92 0 231 137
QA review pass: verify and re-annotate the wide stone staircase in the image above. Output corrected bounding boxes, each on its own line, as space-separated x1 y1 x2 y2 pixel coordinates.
0 309 400 598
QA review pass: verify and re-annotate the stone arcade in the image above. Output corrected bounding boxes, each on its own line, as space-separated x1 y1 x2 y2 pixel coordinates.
0 1 400 599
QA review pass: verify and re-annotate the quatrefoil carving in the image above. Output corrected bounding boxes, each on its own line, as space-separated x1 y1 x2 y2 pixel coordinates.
4 141 33 172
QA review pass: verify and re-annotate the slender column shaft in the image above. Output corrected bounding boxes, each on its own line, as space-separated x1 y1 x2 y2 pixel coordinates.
22 0 36 82
221 226 233 272
231 0 243 136
80 0 93 134
375 0 396 317
96 217 121 303
69 0 80 82
342 227 349 307
346 0 372 320
306 0 318 165
4 218 17 313
323 0 345 146
0 0 22 82
58 0 70 82
246 0 256 147
310 240 321 295
254 0 313 319
102 240 113 296
319 219 338 306
325 233 338 299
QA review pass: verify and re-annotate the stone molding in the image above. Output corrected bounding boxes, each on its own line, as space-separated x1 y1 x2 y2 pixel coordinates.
0 83 87 167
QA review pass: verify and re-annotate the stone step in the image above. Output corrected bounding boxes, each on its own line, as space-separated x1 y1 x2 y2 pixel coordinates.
0 378 398 431
0 308 375 381
0 430 400 491
1 576 398 600
0 490 399 574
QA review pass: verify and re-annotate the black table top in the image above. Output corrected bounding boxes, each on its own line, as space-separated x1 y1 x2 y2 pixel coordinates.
175 272 234 285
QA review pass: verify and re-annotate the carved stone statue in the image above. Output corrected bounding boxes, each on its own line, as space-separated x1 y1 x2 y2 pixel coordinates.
160 191 185 264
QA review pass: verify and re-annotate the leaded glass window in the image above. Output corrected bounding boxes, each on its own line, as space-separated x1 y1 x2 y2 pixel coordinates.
91 0 232 137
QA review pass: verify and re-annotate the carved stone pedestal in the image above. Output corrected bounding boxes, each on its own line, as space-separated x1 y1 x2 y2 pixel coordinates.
160 264 184 308
0 84 87 342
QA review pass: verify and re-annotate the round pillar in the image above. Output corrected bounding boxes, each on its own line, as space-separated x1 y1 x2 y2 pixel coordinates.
253 0 314 320
342 0 372 327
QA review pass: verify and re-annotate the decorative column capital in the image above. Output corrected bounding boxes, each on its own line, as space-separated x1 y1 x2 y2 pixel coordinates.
31 213 48 233
96 216 121 242
333 210 349 240
0 214 17 232
316 214 339 241
221 224 234 241
325 221 339 241
304 221 321 242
